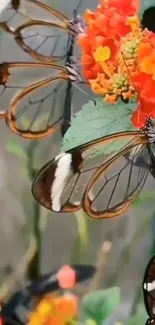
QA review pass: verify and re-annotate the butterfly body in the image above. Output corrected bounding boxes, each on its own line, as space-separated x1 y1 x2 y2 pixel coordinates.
68 14 84 34
10 0 20 10
59 7 82 135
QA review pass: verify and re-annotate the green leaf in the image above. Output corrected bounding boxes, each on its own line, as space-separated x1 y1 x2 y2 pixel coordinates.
6 139 26 158
39 207 49 232
81 287 120 325
61 98 137 156
125 310 148 325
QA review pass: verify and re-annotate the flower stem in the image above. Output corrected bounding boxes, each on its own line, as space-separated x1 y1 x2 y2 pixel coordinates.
71 210 89 264
26 141 41 281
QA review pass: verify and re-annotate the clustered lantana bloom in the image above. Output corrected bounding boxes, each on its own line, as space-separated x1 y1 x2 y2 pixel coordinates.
27 266 78 325
79 0 155 128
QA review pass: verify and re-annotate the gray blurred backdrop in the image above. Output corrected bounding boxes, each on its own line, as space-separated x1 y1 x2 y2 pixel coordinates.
0 0 155 323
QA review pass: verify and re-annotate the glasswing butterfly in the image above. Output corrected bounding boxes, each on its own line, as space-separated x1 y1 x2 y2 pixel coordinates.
143 255 155 325
31 118 155 219
0 0 95 139
30 4 155 219
0 0 96 139
0 0 84 63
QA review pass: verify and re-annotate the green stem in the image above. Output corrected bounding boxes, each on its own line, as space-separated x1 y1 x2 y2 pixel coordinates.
26 141 41 281
149 210 155 256
27 141 38 179
27 202 41 280
71 210 89 264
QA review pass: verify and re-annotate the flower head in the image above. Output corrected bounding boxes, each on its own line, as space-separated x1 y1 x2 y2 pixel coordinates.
79 0 140 103
27 294 78 325
79 0 155 127
27 265 78 325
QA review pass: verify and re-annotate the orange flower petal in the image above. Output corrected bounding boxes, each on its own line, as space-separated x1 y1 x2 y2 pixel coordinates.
81 54 94 69
84 9 95 22
105 95 117 103
131 108 148 128
127 15 140 31
78 34 90 50
139 57 154 74
141 79 155 102
56 295 78 318
90 80 107 95
83 70 97 79
138 43 153 59
44 316 64 325
91 62 103 74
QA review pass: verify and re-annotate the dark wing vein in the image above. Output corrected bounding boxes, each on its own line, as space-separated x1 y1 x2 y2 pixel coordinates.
83 142 150 218
32 132 146 213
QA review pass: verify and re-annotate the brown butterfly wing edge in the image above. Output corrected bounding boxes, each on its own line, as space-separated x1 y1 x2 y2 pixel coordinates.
32 131 148 216
0 61 69 139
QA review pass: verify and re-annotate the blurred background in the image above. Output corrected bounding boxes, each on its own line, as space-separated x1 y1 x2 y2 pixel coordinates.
0 0 155 324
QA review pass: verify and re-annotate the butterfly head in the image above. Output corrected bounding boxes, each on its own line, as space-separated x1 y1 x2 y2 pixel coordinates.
146 116 155 129
69 15 84 34
140 117 155 143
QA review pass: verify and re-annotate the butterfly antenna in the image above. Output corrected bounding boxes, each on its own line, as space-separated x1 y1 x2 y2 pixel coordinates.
75 0 84 13
73 83 96 105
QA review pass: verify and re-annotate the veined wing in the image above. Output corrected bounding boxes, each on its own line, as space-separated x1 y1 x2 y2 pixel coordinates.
31 131 147 214
0 61 71 138
83 139 150 219
0 0 82 62
0 0 69 31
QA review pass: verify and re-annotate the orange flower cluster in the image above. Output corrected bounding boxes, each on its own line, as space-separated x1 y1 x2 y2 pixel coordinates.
79 0 155 128
79 0 140 103
27 294 78 325
27 265 78 325
131 30 155 127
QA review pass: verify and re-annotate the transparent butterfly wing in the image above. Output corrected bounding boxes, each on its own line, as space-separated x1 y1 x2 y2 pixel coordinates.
83 141 150 219
32 132 147 214
0 62 73 138
0 0 82 62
